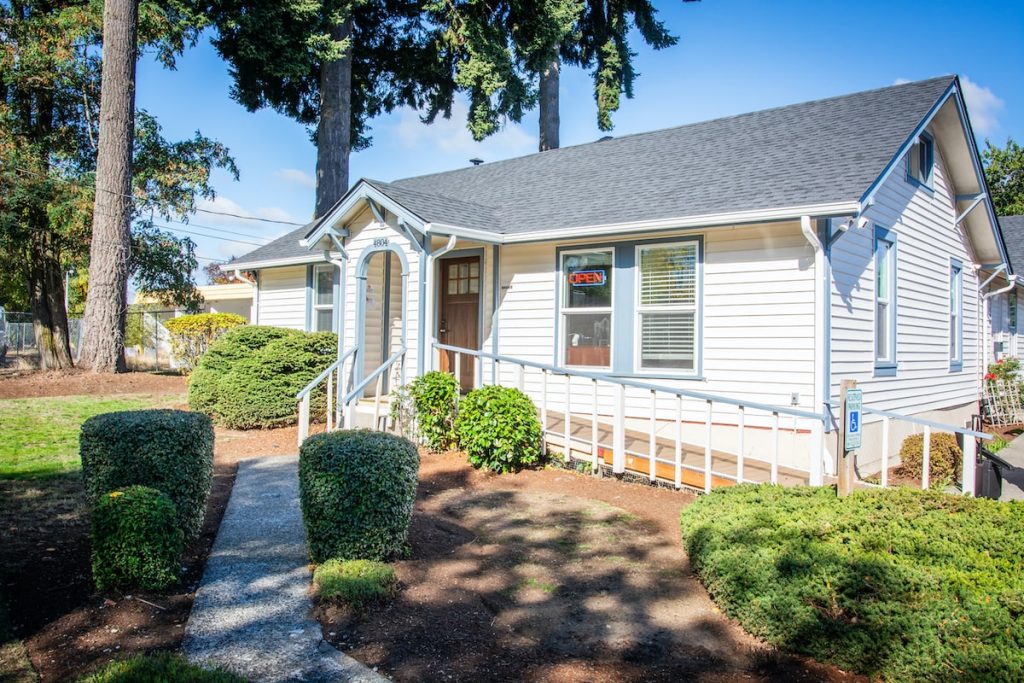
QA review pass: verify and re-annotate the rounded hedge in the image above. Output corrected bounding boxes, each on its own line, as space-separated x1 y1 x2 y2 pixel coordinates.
456 385 542 473
187 324 295 415
896 432 962 486
188 325 336 429
80 409 214 540
299 430 419 563
409 370 459 451
680 485 1024 681
91 486 184 591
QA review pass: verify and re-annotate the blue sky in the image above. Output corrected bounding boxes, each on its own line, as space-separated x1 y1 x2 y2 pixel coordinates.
134 0 1024 270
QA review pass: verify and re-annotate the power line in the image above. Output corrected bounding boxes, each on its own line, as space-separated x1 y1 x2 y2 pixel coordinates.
10 166 307 227
151 222 267 247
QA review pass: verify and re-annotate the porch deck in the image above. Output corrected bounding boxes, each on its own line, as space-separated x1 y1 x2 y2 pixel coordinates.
540 410 811 489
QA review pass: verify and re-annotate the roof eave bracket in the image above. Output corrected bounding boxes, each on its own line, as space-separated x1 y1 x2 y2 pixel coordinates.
955 193 987 227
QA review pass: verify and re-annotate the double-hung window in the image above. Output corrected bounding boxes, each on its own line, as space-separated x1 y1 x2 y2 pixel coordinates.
311 263 335 332
561 249 613 368
874 228 897 372
1010 290 1018 335
636 241 699 373
950 261 963 370
907 132 935 188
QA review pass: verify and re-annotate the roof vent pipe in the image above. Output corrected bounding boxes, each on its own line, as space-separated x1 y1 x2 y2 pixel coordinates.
469 158 484 166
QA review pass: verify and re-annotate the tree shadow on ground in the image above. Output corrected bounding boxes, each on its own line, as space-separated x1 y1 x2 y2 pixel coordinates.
317 465 859 682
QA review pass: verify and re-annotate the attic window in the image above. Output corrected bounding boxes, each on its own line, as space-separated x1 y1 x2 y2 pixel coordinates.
907 132 935 188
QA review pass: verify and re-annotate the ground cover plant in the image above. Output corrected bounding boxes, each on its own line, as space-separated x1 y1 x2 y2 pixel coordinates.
79 652 247 682
80 409 214 539
0 394 182 478
313 559 397 608
679 485 1024 682
456 385 542 472
299 430 419 562
188 325 336 428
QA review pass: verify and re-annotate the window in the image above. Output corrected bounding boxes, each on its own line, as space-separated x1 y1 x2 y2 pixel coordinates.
636 241 699 372
312 264 335 332
950 261 963 369
1010 291 1018 335
907 132 934 188
874 229 897 370
447 260 480 295
561 249 613 367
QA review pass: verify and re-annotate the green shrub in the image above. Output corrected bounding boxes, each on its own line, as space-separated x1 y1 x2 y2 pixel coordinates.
80 409 214 539
164 312 247 371
90 486 184 591
409 371 459 451
214 331 336 429
896 432 962 486
680 485 1024 682
988 435 1009 453
79 652 247 682
187 325 294 415
456 385 542 473
299 430 419 563
313 559 397 608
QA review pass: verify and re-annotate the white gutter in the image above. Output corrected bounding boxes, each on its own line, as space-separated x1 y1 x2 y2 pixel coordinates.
984 274 1017 300
424 236 457 371
227 253 329 270
801 216 829 482
424 201 861 245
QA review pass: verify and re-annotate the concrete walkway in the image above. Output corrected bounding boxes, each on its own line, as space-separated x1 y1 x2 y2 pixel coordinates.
992 438 1024 501
183 456 386 682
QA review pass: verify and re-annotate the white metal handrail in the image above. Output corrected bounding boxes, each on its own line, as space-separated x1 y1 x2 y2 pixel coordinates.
344 347 406 405
297 345 358 400
296 345 359 446
434 341 827 491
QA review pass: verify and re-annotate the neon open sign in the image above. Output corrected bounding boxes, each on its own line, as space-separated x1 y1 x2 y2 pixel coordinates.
569 269 606 287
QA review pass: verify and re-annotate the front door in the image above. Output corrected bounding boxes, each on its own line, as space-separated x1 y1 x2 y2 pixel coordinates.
438 256 480 393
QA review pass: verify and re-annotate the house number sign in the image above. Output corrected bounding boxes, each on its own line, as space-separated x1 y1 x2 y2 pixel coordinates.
373 237 390 248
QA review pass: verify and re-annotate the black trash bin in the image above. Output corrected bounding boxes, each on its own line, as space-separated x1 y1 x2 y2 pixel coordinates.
975 448 1012 499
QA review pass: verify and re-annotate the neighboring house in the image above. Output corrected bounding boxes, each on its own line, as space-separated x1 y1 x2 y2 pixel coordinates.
230 76 1009 487
134 282 255 321
989 215 1024 360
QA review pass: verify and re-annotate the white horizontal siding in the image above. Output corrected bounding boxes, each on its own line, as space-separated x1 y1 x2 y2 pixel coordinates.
256 265 306 330
830 143 981 419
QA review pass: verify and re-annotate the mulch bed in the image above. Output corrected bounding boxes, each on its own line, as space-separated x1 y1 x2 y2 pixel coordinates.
315 450 862 683
0 369 187 400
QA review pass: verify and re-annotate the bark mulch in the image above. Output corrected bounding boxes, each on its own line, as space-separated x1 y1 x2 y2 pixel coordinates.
315 450 864 683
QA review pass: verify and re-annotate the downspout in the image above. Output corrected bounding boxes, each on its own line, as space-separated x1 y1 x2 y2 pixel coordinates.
425 235 457 372
982 269 1015 371
395 220 428 377
801 215 829 482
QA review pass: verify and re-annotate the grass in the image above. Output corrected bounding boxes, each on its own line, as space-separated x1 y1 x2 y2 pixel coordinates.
680 485 1024 682
0 393 182 479
313 559 397 608
78 653 246 682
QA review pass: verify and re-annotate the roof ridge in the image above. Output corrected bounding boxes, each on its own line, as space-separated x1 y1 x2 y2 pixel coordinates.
367 178 501 213
390 75 955 186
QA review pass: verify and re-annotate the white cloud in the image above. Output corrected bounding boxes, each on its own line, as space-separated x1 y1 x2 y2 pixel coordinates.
892 78 912 86
392 98 537 160
187 196 305 260
960 76 1004 137
276 168 316 189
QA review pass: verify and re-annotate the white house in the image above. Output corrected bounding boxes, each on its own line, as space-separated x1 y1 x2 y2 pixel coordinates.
988 215 1024 360
229 76 1010 492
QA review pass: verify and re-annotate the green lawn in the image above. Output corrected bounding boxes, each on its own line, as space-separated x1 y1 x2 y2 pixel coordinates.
0 394 184 479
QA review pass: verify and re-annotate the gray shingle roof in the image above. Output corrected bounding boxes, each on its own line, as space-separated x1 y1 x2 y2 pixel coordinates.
1001 215 1024 274
385 76 954 235
236 76 955 265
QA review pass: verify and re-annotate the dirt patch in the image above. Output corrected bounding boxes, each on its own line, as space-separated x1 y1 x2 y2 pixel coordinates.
0 370 186 400
1 461 235 682
316 451 862 682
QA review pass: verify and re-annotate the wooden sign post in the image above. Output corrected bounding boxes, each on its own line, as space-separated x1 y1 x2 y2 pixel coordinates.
837 379 861 497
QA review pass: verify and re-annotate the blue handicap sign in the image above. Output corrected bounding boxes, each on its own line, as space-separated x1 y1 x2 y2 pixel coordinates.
849 411 860 433
844 388 863 451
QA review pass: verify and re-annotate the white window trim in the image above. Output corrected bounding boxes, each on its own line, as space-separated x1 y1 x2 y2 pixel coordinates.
950 262 963 369
559 247 614 370
633 239 701 377
312 263 335 332
874 229 897 373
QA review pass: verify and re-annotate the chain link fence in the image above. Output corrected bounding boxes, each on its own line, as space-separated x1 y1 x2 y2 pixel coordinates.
0 308 179 371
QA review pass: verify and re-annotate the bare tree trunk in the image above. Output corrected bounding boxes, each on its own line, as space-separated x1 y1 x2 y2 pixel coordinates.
28 225 74 370
314 17 353 219
538 55 560 151
80 0 138 372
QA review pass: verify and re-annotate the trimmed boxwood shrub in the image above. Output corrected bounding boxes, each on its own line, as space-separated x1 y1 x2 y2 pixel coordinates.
680 485 1024 682
80 409 214 540
456 385 542 473
79 652 246 682
896 432 962 486
299 430 419 563
313 558 398 608
91 486 184 591
164 312 247 371
409 370 459 451
188 324 295 415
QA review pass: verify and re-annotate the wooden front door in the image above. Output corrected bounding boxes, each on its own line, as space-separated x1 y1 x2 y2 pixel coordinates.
438 256 480 393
